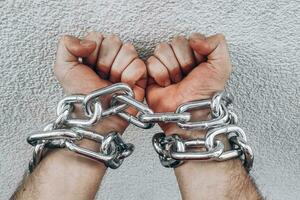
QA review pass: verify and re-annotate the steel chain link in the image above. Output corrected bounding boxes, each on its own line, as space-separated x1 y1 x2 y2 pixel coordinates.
27 83 253 172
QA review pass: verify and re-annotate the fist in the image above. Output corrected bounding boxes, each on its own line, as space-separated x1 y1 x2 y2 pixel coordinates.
53 32 147 134
146 33 232 135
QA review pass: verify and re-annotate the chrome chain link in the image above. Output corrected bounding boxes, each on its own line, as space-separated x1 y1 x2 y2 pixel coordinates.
27 83 253 172
151 92 253 171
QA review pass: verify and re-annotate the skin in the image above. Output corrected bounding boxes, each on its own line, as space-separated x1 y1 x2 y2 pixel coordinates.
11 32 147 200
11 32 262 200
146 33 262 200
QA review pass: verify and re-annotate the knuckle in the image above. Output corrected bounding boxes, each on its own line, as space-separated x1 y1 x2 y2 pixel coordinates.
87 31 103 38
106 34 121 43
172 35 186 43
155 42 169 53
145 57 153 67
146 56 159 67
133 58 146 69
121 43 138 58
122 42 136 52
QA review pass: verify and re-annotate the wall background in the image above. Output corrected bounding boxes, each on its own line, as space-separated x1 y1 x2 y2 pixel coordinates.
0 0 299 199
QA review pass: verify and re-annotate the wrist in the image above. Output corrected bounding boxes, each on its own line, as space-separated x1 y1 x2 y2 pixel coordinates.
27 147 107 200
174 158 250 200
159 102 259 199
41 138 107 172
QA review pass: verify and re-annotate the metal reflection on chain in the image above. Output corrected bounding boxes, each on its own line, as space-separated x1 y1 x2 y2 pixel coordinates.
27 83 253 172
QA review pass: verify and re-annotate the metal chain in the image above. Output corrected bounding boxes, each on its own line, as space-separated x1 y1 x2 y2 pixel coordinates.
151 92 253 171
27 83 253 172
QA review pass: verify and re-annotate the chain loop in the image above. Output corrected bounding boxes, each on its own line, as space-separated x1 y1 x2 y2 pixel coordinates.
139 112 191 123
205 125 247 150
228 135 253 172
83 83 134 117
28 127 134 171
113 94 155 129
27 83 253 172
151 91 253 170
152 133 184 168
175 100 230 129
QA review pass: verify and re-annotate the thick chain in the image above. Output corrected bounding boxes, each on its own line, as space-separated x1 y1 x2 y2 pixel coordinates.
151 91 253 171
27 83 253 172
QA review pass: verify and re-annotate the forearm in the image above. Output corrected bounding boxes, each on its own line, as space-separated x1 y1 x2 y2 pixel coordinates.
175 159 261 200
165 125 262 200
11 140 106 200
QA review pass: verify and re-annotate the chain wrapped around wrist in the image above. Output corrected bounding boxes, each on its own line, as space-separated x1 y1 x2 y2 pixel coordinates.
152 91 253 171
27 83 253 172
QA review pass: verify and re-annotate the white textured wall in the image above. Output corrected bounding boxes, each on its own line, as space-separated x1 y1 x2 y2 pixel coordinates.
0 0 299 199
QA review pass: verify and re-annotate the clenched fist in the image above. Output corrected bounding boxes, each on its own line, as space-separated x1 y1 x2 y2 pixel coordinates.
54 32 147 135
146 33 232 136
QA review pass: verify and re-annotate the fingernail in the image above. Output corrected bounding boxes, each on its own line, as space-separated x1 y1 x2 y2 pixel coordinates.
80 39 95 47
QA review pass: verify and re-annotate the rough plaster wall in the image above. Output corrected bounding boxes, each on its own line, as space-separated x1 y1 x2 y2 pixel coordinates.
0 0 299 199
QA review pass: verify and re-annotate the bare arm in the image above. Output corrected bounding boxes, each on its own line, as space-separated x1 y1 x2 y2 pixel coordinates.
175 159 261 200
11 32 147 200
146 33 262 200
168 127 262 200
11 141 107 200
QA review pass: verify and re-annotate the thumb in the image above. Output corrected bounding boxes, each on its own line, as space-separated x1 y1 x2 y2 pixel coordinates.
189 33 230 60
53 35 105 94
189 33 232 74
56 35 96 65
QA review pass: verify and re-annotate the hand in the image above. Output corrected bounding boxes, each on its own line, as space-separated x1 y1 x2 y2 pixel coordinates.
12 32 147 200
146 34 262 200
54 32 147 135
146 33 232 136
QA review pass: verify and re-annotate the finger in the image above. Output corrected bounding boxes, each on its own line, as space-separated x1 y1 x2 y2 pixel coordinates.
121 58 147 89
146 56 170 87
147 77 156 86
146 83 162 111
53 35 108 94
170 36 196 74
121 59 147 116
189 33 231 74
146 83 176 112
110 43 138 83
97 34 122 79
154 42 182 83
189 33 206 63
82 32 104 68
124 84 145 117
56 35 96 65
54 35 96 81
